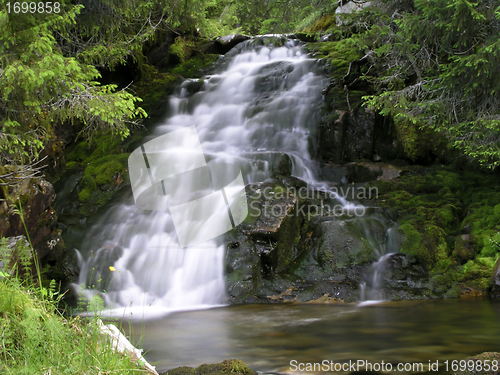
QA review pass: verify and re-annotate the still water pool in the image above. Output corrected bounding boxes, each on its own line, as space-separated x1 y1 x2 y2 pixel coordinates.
125 299 500 374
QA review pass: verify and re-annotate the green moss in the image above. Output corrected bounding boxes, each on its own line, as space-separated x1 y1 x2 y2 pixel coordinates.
309 37 363 79
371 166 500 292
133 72 180 112
303 13 337 32
67 134 123 166
169 37 194 63
77 153 129 214
167 359 256 375
458 257 498 290
171 54 220 78
78 175 97 202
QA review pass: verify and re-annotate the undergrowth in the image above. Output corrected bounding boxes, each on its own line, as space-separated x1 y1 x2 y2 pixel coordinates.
0 203 149 375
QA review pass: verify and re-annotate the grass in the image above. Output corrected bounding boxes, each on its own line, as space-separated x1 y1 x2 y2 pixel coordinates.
0 278 148 374
0 208 150 375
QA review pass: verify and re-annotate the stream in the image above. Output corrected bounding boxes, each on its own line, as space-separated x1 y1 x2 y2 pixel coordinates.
127 299 500 374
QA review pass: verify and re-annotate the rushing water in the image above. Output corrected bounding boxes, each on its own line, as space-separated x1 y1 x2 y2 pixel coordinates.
127 299 500 373
360 227 400 304
75 36 332 317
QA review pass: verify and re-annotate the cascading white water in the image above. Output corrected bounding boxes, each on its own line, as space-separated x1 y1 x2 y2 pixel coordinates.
359 227 399 305
74 36 331 318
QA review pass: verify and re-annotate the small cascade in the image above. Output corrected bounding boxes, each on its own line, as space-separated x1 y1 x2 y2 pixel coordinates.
359 227 399 305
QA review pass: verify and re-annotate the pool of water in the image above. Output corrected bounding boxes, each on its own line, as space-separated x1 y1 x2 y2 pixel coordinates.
124 299 500 374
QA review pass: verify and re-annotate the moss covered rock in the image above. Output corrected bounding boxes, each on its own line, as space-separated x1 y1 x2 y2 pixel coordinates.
76 153 129 216
368 166 500 295
162 359 256 375
452 352 500 375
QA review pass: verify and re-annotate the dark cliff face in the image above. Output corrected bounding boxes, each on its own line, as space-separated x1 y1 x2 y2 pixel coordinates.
0 168 77 284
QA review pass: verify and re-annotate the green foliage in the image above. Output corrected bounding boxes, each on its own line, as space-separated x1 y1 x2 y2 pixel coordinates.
358 0 500 168
0 1 146 165
0 276 145 374
170 37 195 63
309 37 364 78
172 54 220 78
0 218 147 374
370 166 500 291
223 0 336 35
77 153 129 209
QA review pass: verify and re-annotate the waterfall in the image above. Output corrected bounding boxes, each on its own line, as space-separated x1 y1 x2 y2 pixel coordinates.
359 227 399 305
74 36 330 318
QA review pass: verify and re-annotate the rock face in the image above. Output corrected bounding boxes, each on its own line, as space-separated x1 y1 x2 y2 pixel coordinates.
382 253 436 300
0 169 77 283
451 352 500 375
224 175 439 304
0 174 56 247
214 34 251 54
224 166 489 304
318 107 394 163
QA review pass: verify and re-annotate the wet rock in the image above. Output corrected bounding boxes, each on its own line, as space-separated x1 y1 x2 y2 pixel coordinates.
271 153 293 178
318 108 380 163
225 234 263 305
162 359 256 375
225 179 314 303
319 110 349 163
382 253 435 300
346 163 382 183
181 79 205 97
452 352 500 375
453 234 476 264
0 174 56 243
292 32 318 43
344 108 376 161
214 34 251 54
316 220 374 273
0 170 65 269
319 164 348 184
244 181 305 274
490 256 500 299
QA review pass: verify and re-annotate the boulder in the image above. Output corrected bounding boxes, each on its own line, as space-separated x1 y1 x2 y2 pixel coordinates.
316 220 375 273
214 34 251 54
382 253 435 300
335 1 372 25
452 352 500 375
162 359 256 375
453 234 476 264
0 170 62 262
